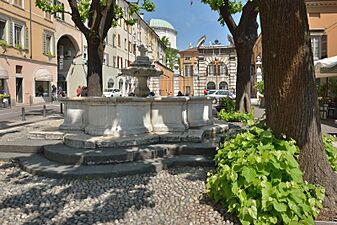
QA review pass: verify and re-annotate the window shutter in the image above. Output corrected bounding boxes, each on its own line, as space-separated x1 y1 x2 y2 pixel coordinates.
8 21 13 46
61 4 65 20
321 35 327 59
24 26 29 50
42 32 47 54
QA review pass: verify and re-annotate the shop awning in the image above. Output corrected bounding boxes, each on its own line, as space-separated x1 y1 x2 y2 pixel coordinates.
34 68 53 81
315 56 337 78
0 66 8 79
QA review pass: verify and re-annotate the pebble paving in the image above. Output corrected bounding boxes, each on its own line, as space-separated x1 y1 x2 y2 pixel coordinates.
0 161 238 225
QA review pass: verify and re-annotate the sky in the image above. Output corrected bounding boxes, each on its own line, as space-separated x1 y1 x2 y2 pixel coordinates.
143 0 242 51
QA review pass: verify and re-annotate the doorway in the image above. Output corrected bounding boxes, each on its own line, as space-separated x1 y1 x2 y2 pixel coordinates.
16 78 23 103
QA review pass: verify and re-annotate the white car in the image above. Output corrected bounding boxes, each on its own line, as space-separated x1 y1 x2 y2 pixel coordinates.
207 89 236 104
103 89 122 97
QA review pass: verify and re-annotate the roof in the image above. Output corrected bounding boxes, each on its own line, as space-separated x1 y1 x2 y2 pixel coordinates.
149 19 175 31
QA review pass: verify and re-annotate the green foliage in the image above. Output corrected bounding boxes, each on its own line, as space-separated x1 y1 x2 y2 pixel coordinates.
219 97 235 113
323 135 337 172
15 44 23 50
161 36 178 70
35 0 155 29
218 109 254 125
201 0 243 25
0 39 8 50
256 80 264 95
207 126 325 225
0 94 10 101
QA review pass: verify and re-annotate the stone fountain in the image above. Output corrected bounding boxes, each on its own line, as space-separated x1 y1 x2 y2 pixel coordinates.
121 45 162 97
59 45 216 140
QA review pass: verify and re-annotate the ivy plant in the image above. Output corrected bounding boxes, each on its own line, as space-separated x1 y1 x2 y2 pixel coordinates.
207 126 325 225
323 135 337 172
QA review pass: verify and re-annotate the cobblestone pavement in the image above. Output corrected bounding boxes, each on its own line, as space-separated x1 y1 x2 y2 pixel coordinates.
0 161 238 225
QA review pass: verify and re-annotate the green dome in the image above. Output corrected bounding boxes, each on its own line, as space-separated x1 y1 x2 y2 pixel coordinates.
149 19 175 30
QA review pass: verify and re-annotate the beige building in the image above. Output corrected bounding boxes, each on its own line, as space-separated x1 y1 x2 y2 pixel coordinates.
0 0 167 106
0 0 57 105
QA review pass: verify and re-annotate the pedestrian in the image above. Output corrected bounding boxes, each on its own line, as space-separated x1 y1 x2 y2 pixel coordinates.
177 91 183 96
57 87 64 98
81 86 88 97
51 85 57 102
76 85 82 97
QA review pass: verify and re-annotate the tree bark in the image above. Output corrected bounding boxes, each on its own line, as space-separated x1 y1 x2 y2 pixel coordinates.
219 0 259 113
235 46 253 113
260 0 337 210
87 37 104 96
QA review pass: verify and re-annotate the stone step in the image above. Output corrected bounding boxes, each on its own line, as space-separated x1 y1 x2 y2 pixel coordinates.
43 143 217 165
62 123 229 149
19 154 214 179
0 152 35 161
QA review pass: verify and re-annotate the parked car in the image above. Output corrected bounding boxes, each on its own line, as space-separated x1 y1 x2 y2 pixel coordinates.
207 89 236 104
103 89 122 97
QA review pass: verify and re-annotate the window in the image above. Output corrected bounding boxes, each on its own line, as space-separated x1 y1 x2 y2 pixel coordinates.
45 1 52 20
55 1 65 20
112 34 116 47
13 0 23 8
105 36 109 45
117 56 120 68
117 34 121 47
0 19 6 41
82 47 87 60
35 81 50 97
128 41 132 53
185 57 191 60
103 53 109 66
113 56 116 68
124 38 127 51
43 31 54 55
311 36 321 61
108 79 114 88
184 64 193 77
16 65 22 74
125 59 128 68
14 24 22 47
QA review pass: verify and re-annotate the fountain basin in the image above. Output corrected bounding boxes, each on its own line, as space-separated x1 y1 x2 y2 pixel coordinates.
60 96 214 137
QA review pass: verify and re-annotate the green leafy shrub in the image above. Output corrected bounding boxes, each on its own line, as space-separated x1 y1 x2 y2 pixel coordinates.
218 109 254 125
323 135 337 171
256 80 265 95
207 126 325 225
219 97 235 113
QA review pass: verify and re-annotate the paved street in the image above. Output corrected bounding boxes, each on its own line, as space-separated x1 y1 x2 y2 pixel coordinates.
0 103 61 122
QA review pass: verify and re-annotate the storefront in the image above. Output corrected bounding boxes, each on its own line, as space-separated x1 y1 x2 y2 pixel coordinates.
34 68 53 104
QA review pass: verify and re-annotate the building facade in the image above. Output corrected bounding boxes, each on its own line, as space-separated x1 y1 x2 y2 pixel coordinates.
179 39 237 96
0 0 57 105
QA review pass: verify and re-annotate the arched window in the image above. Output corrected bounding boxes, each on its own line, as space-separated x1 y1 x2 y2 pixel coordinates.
108 79 114 88
207 81 216 90
219 81 228 90
119 79 123 90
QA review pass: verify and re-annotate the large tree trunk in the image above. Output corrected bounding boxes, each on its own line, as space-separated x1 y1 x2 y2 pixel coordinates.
260 0 337 210
87 38 104 96
235 46 253 113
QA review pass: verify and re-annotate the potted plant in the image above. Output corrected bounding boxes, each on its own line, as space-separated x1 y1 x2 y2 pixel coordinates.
0 39 8 52
255 80 265 108
0 93 10 108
